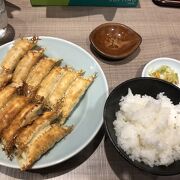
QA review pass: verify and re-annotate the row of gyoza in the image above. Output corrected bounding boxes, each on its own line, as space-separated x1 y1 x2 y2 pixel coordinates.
0 37 94 170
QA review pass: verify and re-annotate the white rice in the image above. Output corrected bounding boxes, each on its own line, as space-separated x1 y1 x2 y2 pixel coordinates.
113 89 180 167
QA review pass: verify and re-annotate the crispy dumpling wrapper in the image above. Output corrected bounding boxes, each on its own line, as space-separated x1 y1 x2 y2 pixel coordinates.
17 124 72 171
12 49 44 87
0 85 16 109
1 37 37 72
24 57 57 98
59 75 95 124
0 96 28 136
15 111 57 152
1 103 42 155
0 72 12 89
46 68 83 110
35 66 64 102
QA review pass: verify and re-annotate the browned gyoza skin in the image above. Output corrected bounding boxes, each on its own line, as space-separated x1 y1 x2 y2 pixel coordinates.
24 57 57 98
0 72 12 89
1 37 37 72
0 38 38 88
0 85 16 109
46 68 83 110
17 123 72 171
1 103 42 154
59 75 95 124
12 49 44 87
15 111 57 152
0 96 28 136
35 66 64 102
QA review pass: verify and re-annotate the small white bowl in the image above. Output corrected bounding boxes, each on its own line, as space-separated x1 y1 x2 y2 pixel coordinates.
142 57 180 87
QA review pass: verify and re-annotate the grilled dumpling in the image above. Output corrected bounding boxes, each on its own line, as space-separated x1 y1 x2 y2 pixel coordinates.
1 37 37 72
47 68 83 110
0 37 37 88
59 75 95 124
1 103 42 155
24 57 57 98
35 66 65 102
0 85 16 109
0 72 12 89
17 124 72 171
15 111 57 152
12 49 44 86
0 96 28 136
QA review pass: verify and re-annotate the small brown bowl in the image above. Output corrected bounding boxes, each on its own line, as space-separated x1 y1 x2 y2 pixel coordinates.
89 23 142 60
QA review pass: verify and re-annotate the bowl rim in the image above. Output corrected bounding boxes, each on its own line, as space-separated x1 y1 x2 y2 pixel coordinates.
89 23 142 60
104 77 180 176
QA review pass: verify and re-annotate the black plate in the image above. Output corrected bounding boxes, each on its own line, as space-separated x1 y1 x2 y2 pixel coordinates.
104 77 180 176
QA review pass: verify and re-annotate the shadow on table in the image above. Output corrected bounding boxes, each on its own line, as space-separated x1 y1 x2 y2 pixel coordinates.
46 6 117 21
46 1 141 21
0 126 104 179
135 63 146 77
104 135 180 180
5 1 21 18
90 44 141 65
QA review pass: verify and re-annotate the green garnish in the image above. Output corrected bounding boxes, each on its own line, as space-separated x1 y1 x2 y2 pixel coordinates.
149 65 179 85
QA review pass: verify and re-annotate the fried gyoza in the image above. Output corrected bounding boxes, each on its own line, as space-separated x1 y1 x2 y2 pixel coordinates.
0 85 16 109
15 111 57 152
0 36 96 171
12 49 44 86
0 96 28 135
24 57 57 98
0 72 12 89
59 75 95 124
1 103 42 154
46 68 83 110
17 124 72 171
35 66 64 102
1 38 37 72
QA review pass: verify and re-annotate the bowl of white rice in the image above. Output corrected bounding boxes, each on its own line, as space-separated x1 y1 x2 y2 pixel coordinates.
104 77 180 175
